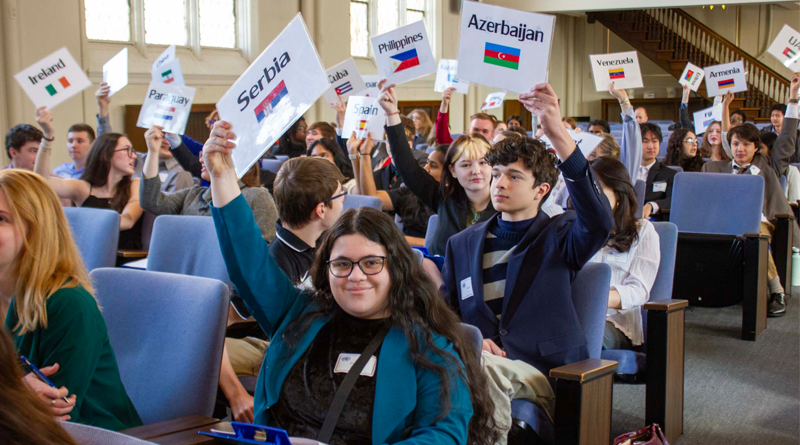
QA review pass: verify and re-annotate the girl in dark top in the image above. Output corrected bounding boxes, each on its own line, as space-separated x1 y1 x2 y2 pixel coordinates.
307 138 356 193
33 107 143 250
664 128 705 172
274 117 308 158
376 80 495 256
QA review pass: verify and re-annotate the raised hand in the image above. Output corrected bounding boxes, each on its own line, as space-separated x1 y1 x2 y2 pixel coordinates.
203 121 237 177
790 72 799 99
333 95 347 128
377 79 398 114
144 126 165 154
519 83 576 159
440 87 455 113
34 106 55 140
346 131 375 156
96 82 111 114
723 91 735 107
608 81 629 104
681 84 691 104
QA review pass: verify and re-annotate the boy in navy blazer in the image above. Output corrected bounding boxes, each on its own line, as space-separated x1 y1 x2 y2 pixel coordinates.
441 83 613 376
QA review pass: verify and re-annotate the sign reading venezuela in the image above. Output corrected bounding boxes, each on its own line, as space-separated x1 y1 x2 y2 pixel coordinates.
589 51 643 92
456 1 556 93
14 47 92 109
371 20 436 85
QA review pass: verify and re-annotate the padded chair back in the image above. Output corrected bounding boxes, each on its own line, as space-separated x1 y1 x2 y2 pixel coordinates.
666 165 683 172
424 214 438 251
146 215 232 286
634 179 646 219
90 268 230 424
571 263 612 359
63 207 120 271
343 194 381 211
669 172 763 235
460 323 483 362
274 155 290 162
140 212 157 251
261 159 283 174
650 222 678 302
60 421 156 444
426 146 436 154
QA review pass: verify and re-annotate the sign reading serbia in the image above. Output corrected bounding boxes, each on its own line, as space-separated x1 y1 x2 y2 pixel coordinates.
589 51 643 92
703 60 747 97
322 58 368 105
371 20 436 85
342 96 387 141
136 81 196 135
14 47 92 109
456 2 556 94
766 25 800 72
216 14 328 178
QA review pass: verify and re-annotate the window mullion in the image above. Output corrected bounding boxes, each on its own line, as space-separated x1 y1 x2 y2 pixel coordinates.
131 0 147 56
187 0 202 58
399 0 407 26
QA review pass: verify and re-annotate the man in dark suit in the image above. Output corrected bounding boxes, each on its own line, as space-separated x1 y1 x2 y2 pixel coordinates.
440 83 613 376
637 122 677 221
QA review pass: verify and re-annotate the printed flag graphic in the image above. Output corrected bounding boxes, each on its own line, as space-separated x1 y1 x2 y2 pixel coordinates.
154 105 176 121
45 77 71 96
334 81 353 96
784 47 798 59
609 68 625 79
484 42 520 70
161 69 175 84
254 80 288 123
391 49 420 73
718 79 735 89
358 120 368 131
685 70 694 81
702 118 715 127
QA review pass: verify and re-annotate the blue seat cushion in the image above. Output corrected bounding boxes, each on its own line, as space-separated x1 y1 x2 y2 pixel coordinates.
601 349 646 375
511 399 554 444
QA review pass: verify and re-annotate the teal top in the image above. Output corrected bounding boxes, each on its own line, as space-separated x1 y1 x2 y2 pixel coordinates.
5 285 142 431
211 194 473 444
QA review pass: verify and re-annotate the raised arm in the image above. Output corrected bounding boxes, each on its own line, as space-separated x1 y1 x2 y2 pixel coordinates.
139 127 190 215
720 92 734 159
96 83 112 136
609 82 642 182
349 131 394 210
436 88 455 145
677 85 693 130
34 106 90 204
772 73 800 175
333 96 349 156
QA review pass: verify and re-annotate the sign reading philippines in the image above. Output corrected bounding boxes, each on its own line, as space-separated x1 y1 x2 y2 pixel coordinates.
371 20 435 84
457 1 555 93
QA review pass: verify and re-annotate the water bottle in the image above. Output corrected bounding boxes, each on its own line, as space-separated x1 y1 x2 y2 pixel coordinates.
792 247 800 287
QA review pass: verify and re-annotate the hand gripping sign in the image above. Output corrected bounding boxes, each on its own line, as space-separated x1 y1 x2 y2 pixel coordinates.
361 75 381 98
589 51 643 92
216 14 329 178
767 25 800 72
456 1 556 94
538 130 603 160
322 58 368 105
679 62 705 92
136 81 196 135
434 59 469 94
704 60 747 97
371 20 436 85
14 47 92 109
342 96 387 141
103 48 128 97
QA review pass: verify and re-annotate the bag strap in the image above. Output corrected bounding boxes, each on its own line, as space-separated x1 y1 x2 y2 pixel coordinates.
317 323 391 443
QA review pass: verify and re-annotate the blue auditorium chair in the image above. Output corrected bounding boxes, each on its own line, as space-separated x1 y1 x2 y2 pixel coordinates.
90 268 230 424
261 159 283 175
634 179 646 219
666 165 683 172
343 194 381 211
426 146 436 154
63 207 120 271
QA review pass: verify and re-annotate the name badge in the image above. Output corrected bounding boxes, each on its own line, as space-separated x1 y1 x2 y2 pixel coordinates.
608 250 629 264
653 181 667 193
334 353 377 377
460 277 474 300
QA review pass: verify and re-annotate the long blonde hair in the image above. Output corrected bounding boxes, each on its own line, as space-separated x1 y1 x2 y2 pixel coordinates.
0 170 93 335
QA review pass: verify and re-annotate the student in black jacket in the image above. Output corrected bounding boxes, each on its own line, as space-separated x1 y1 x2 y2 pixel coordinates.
637 123 677 221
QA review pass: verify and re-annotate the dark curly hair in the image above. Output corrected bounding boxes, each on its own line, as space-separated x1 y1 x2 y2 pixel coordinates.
665 128 704 172
485 135 559 207
591 157 640 253
283 207 500 445
5 124 43 157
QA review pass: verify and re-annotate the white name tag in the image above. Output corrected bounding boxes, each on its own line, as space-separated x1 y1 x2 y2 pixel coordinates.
653 181 667 193
460 277 474 300
334 353 377 377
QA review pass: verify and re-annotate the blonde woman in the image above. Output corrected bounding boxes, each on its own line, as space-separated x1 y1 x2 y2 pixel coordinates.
409 108 433 149
0 169 141 431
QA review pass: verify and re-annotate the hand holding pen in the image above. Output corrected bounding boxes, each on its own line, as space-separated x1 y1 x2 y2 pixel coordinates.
20 356 76 420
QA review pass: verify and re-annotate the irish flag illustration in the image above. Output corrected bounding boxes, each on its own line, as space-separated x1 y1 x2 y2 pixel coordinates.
391 49 420 73
45 77 71 96
484 42 520 70
609 68 625 79
718 79 735 89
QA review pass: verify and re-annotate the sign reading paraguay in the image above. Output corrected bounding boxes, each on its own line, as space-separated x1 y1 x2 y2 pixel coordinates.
589 51 643 92
136 81 196 135
14 47 92 109
456 1 556 93
371 20 436 85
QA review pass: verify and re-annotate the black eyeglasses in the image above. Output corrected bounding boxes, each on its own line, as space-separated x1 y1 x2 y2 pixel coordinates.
324 189 348 202
327 256 386 278
114 147 135 156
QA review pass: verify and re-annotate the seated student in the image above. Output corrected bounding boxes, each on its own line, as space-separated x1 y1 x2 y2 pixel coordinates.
202 125 500 444
441 83 613 376
707 73 799 317
436 87 496 144
272 118 307 158
701 121 730 162
664 129 705 172
762 103 800 163
307 138 356 193
588 158 660 350
33 107 144 252
588 120 611 136
507 115 522 128
409 108 433 148
505 125 528 138
635 106 649 124
494 121 508 139
730 109 747 128
3 124 42 170
637 123 676 221
0 169 141 431
305 121 337 149
380 81 496 256
52 124 95 179
0 329 81 445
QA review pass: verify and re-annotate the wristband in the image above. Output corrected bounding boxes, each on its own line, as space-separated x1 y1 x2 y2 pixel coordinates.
359 152 371 156
790 99 799 104
348 154 358 160
42 135 55 142
620 100 630 107
386 110 401 116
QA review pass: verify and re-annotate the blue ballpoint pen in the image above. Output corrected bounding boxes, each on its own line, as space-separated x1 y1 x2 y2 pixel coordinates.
20 355 70 403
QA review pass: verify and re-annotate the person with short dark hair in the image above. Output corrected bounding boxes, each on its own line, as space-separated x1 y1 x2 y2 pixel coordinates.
588 120 611 135
761 103 800 163
307 138 355 192
730 109 747 127
4 124 42 170
637 122 676 221
52 124 96 179
507 115 522 128
273 117 307 158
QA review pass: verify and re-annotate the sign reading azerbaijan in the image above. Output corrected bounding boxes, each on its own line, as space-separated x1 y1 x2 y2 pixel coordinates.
14 47 92 109
371 20 436 85
136 81 196 135
767 25 800 72
456 1 556 93
703 60 747 96
215 13 328 178
589 51 643 92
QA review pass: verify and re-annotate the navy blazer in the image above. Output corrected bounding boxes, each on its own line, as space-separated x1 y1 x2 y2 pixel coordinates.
441 150 613 376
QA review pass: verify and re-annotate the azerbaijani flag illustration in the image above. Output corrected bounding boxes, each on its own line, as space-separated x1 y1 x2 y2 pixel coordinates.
254 80 288 123
334 81 353 96
391 49 420 73
718 78 735 89
609 68 625 79
154 105 176 121
45 77 71 96
784 47 798 59
161 69 175 84
685 70 694 81
484 42 520 70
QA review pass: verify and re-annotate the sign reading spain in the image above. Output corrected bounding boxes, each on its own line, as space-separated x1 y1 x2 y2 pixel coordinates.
14 47 92 109
589 51 643 92
371 20 436 85
456 2 556 94
767 25 800 72
136 81 196 135
216 14 328 178
342 96 387 141
703 60 747 96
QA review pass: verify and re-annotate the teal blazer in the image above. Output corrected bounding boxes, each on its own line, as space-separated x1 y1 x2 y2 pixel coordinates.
212 194 473 444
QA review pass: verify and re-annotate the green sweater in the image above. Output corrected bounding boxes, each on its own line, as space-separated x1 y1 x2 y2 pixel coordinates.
5 285 142 431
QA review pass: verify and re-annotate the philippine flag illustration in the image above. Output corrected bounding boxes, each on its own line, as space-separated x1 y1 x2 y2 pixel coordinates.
391 49 420 73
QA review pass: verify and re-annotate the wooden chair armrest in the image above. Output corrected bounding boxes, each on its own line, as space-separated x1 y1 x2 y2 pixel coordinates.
117 249 148 259
644 299 689 312
742 233 769 240
775 213 795 220
549 359 618 383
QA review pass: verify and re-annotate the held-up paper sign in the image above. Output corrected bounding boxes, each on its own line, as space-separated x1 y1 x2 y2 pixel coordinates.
371 20 436 85
679 62 704 92
456 1 556 94
14 47 92 109
767 25 800 71
152 45 176 73
434 59 469 94
342 96 387 140
362 75 381 98
322 58 367 105
538 130 603 160
216 14 329 178
693 104 723 135
704 60 747 96
136 81 196 135
153 59 185 86
589 51 643 92
103 48 128 96
481 91 506 111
